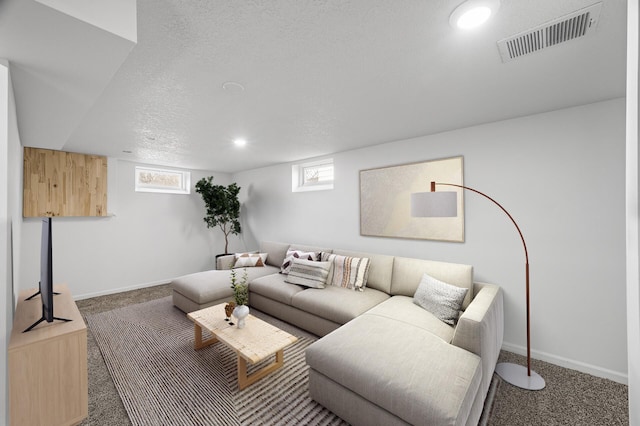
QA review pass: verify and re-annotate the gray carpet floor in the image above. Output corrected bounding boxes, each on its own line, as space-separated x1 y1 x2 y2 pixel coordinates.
77 284 629 425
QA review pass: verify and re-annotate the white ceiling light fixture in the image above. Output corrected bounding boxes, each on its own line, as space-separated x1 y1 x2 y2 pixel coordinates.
450 0 500 30
234 138 247 147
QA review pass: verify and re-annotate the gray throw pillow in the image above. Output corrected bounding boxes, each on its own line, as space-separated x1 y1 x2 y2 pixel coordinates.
413 273 468 325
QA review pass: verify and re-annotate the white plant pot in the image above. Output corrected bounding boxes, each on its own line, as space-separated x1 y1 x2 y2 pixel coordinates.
232 305 250 329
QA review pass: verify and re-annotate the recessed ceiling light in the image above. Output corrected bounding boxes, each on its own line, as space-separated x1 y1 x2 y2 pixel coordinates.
450 0 500 30
234 138 247 147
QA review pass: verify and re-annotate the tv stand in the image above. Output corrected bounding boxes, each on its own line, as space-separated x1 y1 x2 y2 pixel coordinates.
9 284 87 426
23 313 72 333
23 291 72 332
24 287 60 301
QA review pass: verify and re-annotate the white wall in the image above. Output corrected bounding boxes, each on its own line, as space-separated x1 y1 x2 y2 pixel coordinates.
626 0 640 422
0 59 11 426
8 69 21 311
18 160 233 299
1 59 22 426
234 98 628 382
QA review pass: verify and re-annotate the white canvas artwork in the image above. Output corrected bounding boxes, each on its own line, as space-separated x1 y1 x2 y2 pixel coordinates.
359 156 464 242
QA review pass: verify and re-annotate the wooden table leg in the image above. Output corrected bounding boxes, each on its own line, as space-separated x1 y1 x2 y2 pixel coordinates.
193 323 218 350
237 349 284 390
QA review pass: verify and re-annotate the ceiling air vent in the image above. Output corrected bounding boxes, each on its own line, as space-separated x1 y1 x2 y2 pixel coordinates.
497 2 602 63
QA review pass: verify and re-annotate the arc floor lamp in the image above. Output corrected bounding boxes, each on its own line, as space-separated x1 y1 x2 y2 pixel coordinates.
411 181 545 390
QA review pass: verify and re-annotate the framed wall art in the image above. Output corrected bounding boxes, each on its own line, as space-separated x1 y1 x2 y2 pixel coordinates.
359 156 464 242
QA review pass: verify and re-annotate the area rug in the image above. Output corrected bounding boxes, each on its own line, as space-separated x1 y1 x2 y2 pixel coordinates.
85 297 347 426
86 296 500 425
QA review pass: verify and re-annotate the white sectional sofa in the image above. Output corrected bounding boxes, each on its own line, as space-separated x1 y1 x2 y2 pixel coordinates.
170 241 504 426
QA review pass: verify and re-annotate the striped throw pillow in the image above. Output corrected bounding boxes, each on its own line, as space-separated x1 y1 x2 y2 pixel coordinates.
321 252 371 291
284 259 331 288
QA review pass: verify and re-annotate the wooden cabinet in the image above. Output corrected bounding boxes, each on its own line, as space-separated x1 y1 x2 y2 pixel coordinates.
9 284 88 426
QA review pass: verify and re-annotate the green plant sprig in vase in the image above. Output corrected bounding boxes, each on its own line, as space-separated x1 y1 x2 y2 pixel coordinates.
230 268 249 306
230 268 250 328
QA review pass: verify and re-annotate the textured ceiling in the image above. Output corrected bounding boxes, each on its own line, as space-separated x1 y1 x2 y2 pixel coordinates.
2 0 628 173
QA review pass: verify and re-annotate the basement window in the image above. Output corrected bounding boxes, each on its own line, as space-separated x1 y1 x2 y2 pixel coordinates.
135 166 191 194
292 159 334 192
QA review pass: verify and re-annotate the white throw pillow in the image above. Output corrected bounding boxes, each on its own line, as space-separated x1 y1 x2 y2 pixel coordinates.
281 250 320 274
284 258 331 288
233 252 268 268
413 273 468 325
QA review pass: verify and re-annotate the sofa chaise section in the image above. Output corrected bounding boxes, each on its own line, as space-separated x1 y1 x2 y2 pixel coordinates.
171 264 279 313
171 241 293 313
306 313 482 426
305 256 503 426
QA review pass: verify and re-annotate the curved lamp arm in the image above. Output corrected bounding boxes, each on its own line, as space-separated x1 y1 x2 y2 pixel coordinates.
425 181 542 388
430 181 529 264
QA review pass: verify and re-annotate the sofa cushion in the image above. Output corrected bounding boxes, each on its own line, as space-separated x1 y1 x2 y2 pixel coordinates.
321 252 371 291
332 249 394 294
291 286 389 325
391 257 473 310
306 314 481 426
414 273 468 325
249 273 305 305
171 266 279 304
284 259 331 288
259 241 290 268
364 296 454 342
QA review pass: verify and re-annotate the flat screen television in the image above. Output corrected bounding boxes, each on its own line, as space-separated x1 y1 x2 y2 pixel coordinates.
24 217 71 332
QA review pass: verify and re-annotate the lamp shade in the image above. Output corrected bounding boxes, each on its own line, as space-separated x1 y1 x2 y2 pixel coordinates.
411 191 458 217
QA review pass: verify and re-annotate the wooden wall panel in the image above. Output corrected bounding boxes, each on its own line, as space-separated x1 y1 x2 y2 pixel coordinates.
23 147 108 217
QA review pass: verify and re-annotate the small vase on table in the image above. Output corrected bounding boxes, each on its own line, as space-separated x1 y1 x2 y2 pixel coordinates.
232 304 250 329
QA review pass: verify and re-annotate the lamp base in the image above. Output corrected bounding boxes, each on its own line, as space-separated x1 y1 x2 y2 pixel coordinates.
495 362 545 390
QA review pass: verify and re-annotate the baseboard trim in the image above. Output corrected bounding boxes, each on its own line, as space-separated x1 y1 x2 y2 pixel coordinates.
501 342 628 385
73 279 171 301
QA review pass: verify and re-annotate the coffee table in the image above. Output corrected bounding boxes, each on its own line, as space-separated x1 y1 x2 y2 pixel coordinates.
187 303 298 390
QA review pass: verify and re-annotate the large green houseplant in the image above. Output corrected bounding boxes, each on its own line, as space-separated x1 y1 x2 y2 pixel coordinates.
195 176 241 255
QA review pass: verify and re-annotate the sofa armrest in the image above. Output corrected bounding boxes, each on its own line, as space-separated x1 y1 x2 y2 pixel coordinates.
451 282 503 394
216 254 236 270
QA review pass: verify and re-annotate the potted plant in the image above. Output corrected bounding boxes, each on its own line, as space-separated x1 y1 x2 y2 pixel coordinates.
230 268 249 328
195 176 241 255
